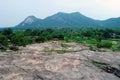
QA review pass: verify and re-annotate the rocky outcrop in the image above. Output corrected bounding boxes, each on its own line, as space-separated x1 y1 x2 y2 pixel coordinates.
0 41 120 80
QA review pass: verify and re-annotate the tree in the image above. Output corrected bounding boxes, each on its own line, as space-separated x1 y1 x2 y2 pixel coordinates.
24 29 32 36
0 34 8 46
2 28 13 36
11 31 25 46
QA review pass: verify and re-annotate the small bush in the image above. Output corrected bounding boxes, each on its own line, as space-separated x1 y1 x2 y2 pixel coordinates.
61 43 68 48
97 41 112 48
89 46 98 51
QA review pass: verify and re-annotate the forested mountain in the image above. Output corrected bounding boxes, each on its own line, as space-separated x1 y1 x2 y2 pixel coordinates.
101 17 120 27
13 12 120 30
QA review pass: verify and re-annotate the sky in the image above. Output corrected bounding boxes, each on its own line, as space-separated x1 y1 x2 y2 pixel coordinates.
0 0 120 27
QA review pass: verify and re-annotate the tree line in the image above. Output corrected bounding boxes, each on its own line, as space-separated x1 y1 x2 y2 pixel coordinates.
0 28 120 51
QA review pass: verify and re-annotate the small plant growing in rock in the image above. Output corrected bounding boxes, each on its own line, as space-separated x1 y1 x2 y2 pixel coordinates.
61 43 68 48
44 50 70 54
91 60 108 68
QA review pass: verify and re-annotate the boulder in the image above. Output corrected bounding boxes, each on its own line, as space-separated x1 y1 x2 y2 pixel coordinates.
9 46 19 51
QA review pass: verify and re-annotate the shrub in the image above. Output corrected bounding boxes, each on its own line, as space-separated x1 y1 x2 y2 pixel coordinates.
97 41 112 48
0 34 8 46
61 43 68 48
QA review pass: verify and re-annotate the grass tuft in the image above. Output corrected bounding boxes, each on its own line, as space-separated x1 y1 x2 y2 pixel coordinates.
44 49 71 54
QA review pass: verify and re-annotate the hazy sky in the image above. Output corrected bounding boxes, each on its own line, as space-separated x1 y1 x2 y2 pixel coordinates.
0 0 120 27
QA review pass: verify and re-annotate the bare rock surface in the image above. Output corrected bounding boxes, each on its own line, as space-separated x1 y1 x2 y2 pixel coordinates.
0 41 120 80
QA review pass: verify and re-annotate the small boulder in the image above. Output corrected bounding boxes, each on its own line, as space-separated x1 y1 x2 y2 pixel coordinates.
9 46 19 51
117 46 120 49
0 45 5 50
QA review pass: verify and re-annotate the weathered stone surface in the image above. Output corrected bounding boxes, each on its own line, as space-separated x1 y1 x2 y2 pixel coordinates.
0 41 120 80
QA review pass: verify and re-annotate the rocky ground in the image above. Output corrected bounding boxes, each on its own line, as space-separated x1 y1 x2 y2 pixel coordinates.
0 41 120 80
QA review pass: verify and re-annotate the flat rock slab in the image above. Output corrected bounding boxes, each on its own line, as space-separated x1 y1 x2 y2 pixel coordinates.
0 41 120 80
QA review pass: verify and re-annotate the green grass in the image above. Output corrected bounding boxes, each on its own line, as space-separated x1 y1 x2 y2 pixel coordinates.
83 39 120 51
111 44 120 51
108 39 120 51
90 60 109 68
44 49 71 54
56 38 120 52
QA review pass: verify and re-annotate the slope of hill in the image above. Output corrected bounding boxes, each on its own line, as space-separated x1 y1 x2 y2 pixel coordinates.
13 12 120 30
101 17 120 28
14 16 42 30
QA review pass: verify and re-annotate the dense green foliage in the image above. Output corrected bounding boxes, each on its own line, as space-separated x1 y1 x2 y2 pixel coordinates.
0 28 120 51
97 41 112 48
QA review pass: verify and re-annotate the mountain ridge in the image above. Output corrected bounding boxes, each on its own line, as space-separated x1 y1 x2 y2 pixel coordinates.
13 12 120 30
